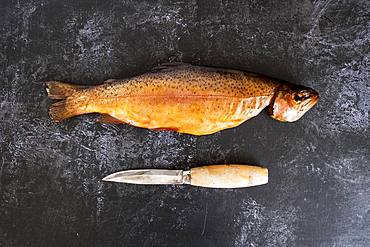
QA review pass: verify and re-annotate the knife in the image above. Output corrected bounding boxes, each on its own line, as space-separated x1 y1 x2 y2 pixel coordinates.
102 164 268 188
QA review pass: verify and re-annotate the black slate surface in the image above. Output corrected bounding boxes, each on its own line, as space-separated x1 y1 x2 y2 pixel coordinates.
0 0 369 246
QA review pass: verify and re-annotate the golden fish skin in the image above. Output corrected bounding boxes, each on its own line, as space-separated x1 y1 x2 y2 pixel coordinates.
45 63 319 135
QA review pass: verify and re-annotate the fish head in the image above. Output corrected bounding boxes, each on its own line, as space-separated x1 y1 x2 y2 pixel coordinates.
267 84 319 122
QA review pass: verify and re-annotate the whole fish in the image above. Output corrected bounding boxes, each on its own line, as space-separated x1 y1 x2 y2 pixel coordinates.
46 63 319 135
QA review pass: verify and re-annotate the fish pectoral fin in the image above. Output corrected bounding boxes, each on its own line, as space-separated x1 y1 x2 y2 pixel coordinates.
97 114 125 124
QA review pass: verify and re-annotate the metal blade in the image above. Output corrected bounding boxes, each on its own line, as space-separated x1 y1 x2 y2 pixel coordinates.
102 169 184 185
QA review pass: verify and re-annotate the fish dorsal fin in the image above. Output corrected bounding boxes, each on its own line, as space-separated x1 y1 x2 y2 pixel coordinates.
151 62 191 73
104 78 120 83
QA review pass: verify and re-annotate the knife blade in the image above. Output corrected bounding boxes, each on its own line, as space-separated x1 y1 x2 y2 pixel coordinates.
102 164 268 188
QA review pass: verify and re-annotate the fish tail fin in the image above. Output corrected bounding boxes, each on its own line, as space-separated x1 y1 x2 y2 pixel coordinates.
46 81 91 122
45 81 87 99
48 100 78 122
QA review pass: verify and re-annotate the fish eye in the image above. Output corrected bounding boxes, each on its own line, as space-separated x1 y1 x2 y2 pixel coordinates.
294 95 303 102
294 91 311 102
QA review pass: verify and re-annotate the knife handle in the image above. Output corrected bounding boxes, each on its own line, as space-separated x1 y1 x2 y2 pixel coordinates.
188 164 268 188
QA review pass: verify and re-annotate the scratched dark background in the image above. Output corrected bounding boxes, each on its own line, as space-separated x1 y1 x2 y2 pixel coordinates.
0 0 369 246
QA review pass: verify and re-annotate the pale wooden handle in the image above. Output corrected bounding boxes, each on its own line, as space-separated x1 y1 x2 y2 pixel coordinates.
189 164 268 188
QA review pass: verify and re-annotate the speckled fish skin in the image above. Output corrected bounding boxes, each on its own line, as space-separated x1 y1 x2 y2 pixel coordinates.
45 63 319 135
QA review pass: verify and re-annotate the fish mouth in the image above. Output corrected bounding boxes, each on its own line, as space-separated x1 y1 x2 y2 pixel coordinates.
308 92 319 107
303 89 319 109
289 90 319 121
297 93 319 119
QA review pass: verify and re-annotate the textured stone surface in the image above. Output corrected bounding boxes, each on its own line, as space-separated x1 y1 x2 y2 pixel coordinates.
0 0 369 246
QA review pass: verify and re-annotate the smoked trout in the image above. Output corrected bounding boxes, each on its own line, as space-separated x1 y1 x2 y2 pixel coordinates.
45 63 319 135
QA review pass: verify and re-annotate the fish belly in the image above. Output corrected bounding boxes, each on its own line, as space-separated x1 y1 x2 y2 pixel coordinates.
105 95 271 135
